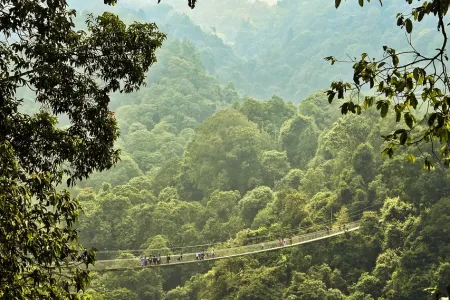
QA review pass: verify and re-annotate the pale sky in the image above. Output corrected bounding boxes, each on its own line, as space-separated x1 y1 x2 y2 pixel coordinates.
248 0 278 5
115 0 278 9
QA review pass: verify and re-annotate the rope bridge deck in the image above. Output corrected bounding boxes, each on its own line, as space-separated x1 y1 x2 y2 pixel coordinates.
90 221 360 272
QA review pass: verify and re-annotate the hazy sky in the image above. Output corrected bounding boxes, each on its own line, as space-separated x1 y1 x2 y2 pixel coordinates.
249 0 277 5
116 0 278 8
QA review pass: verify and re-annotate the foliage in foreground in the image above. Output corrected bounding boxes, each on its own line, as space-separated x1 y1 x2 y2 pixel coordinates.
0 0 165 298
327 0 450 169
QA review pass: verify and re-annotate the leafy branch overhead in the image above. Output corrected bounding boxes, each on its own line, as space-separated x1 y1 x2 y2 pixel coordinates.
157 0 197 9
1 0 165 299
105 0 197 8
335 0 383 8
327 0 450 169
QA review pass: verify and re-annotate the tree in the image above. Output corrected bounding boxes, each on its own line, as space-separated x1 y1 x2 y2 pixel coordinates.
239 186 274 225
280 114 319 169
183 110 271 195
234 266 283 300
97 195 134 249
372 249 400 284
104 288 138 300
284 272 328 300
335 206 350 226
274 189 308 228
0 0 165 298
327 0 450 169
206 190 241 221
353 272 383 299
260 150 291 186
353 143 376 184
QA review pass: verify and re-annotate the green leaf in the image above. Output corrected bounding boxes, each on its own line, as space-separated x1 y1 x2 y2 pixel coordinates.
428 112 437 126
413 68 420 82
364 96 375 108
335 0 342 8
440 129 449 143
378 80 385 92
418 11 424 22
381 104 388 117
327 91 336 104
399 131 408 145
358 0 364 7
382 147 394 158
338 87 344 99
405 19 413 33
424 158 434 171
409 93 418 109
396 111 401 122
404 112 415 129
392 54 399 67
341 102 349 114
377 100 389 118
406 77 413 90
348 101 355 113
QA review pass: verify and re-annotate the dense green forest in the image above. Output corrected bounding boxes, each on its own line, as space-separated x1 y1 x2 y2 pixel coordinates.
2 0 450 299
65 2 450 298
73 0 441 101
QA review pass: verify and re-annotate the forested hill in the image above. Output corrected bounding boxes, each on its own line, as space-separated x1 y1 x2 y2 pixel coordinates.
3 0 450 299
61 1 450 300
71 0 441 101
73 30 450 299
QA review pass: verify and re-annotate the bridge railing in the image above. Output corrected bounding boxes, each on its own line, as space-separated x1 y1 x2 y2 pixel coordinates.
90 221 360 270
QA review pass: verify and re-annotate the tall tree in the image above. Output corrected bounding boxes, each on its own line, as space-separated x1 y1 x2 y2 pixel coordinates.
183 110 271 195
0 0 165 298
327 0 450 169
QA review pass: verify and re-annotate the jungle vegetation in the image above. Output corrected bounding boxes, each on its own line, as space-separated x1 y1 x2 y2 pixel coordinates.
1 0 449 299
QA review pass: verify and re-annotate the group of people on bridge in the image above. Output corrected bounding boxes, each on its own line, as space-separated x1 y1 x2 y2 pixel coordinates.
139 249 216 266
278 237 293 247
196 249 215 260
329 224 349 234
138 224 351 267
140 254 177 266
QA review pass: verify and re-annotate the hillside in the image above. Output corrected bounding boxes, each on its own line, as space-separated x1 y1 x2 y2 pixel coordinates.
7 0 448 299
73 34 450 300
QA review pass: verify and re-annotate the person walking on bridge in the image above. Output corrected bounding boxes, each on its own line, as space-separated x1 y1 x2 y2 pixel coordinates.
166 254 171 264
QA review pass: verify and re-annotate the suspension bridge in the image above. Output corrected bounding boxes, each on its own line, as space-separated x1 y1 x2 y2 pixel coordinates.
90 221 360 272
